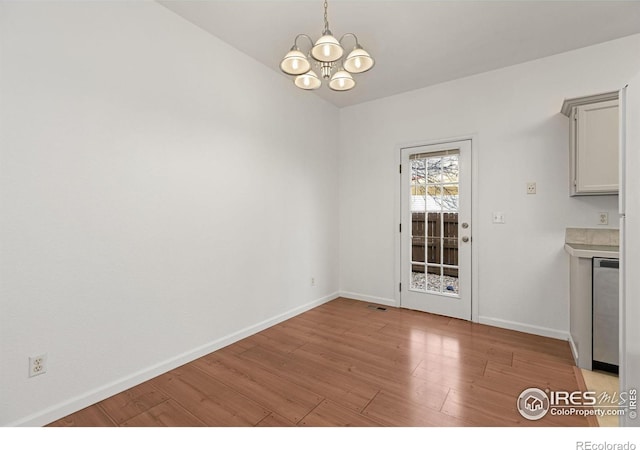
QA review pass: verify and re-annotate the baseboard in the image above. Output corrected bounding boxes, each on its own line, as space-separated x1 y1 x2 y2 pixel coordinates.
568 335 579 364
478 315 570 341
339 291 398 308
9 292 339 427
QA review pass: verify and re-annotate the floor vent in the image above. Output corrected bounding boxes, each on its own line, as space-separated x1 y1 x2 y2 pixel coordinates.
367 305 387 311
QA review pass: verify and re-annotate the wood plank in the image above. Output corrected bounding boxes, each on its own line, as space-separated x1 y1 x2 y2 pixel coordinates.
441 382 548 427
374 376 451 412
246 326 309 354
445 318 493 336
411 352 487 387
488 327 574 359
477 361 550 396
364 321 495 358
381 318 569 371
299 400 383 427
362 390 474 427
379 322 513 365
291 332 421 378
512 348 577 373
294 341 414 385
287 310 354 335
98 382 169 425
46 405 116 427
294 335 461 399
151 365 270 426
192 351 323 423
479 360 578 396
255 412 296 427
309 301 392 330
237 344 378 413
120 400 206 427
293 342 450 409
221 338 257 354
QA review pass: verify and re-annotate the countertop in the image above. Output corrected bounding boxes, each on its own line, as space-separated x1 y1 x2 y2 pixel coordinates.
564 243 619 259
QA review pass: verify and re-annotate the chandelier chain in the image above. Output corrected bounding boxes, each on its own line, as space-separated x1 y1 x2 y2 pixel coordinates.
323 0 329 32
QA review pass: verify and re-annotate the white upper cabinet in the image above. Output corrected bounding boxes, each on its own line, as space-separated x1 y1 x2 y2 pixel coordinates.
562 92 619 196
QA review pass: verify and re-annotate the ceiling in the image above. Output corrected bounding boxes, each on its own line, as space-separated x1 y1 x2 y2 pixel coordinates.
159 1 640 108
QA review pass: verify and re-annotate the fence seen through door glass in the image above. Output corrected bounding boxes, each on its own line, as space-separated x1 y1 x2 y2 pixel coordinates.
410 150 460 295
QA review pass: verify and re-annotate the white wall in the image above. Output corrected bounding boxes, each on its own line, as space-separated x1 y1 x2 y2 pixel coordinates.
339 35 640 337
0 1 339 426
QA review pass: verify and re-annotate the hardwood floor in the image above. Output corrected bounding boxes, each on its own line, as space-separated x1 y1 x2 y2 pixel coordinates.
47 298 591 427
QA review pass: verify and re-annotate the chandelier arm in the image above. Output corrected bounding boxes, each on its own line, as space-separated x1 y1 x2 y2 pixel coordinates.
338 33 360 49
293 34 314 51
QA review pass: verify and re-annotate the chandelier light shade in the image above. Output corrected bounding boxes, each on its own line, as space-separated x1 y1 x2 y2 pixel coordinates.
280 0 374 92
294 70 322 90
343 45 375 74
329 69 355 91
311 32 343 62
280 48 311 75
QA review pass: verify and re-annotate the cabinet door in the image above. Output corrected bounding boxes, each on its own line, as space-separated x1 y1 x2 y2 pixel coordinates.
575 100 619 194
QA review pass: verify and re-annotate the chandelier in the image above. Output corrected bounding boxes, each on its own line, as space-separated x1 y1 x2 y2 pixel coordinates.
279 0 374 92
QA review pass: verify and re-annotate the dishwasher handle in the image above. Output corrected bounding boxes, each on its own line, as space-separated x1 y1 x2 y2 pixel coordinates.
596 259 619 269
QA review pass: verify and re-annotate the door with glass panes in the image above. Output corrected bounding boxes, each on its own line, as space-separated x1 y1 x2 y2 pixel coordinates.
400 140 471 320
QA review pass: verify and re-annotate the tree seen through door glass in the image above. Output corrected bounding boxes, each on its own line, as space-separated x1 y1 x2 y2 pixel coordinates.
409 151 460 295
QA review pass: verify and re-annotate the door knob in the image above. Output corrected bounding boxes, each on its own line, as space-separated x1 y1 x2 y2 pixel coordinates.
462 223 469 229
462 236 470 243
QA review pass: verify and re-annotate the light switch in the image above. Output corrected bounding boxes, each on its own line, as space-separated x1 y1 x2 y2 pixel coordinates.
493 212 505 224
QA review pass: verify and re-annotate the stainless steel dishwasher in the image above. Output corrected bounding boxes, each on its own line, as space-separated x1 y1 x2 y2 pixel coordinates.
592 258 619 373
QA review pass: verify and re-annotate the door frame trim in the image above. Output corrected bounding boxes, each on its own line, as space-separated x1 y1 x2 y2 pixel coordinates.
394 134 479 322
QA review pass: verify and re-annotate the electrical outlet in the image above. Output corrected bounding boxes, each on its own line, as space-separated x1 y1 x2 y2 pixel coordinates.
29 354 47 377
311 277 316 287
527 182 536 194
598 212 609 225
